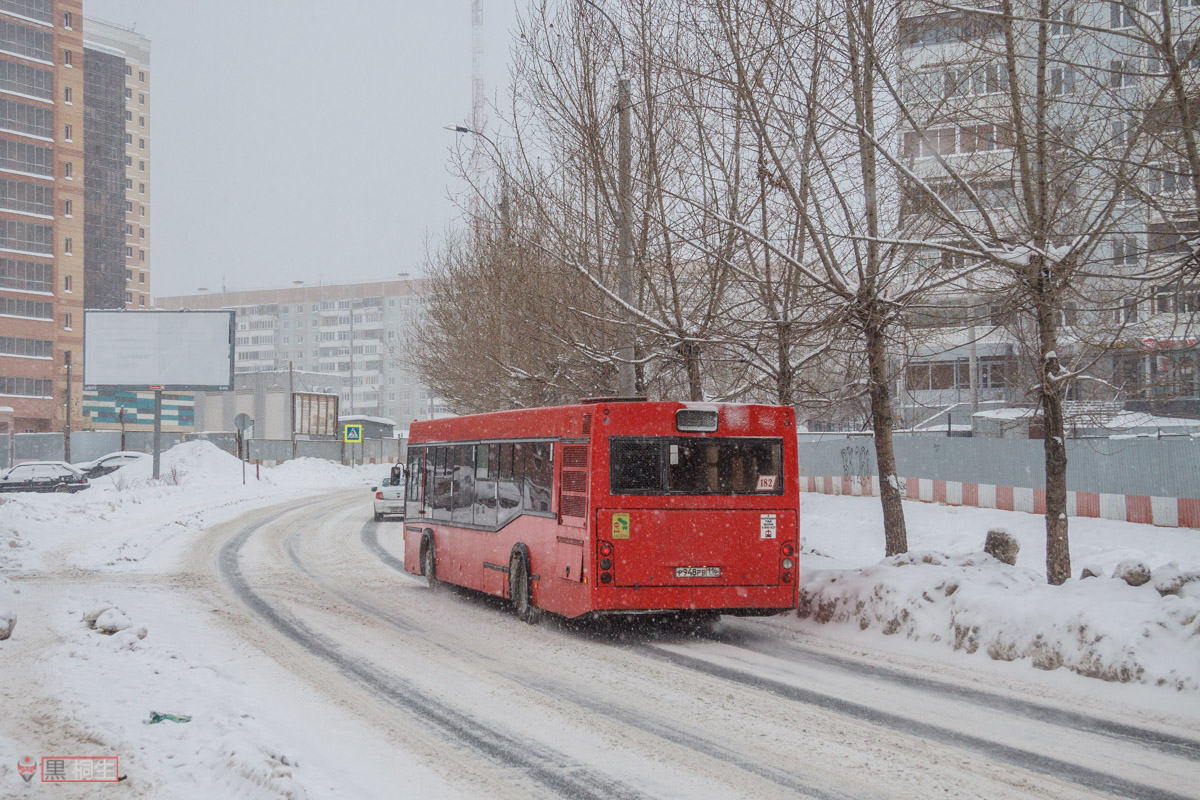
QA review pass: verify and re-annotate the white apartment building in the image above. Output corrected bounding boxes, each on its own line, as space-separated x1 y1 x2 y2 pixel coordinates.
157 278 450 432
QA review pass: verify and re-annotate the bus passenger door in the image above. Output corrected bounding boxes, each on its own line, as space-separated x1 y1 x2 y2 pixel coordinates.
555 442 589 582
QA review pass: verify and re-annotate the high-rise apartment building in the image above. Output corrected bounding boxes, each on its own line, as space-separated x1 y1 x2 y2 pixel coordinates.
83 17 149 310
0 0 84 434
157 279 448 432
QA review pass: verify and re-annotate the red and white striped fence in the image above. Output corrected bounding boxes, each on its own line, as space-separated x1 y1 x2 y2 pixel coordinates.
803 475 1200 529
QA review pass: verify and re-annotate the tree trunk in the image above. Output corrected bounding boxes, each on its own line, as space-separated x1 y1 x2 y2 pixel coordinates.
1039 303 1071 585
865 323 908 556
682 341 704 401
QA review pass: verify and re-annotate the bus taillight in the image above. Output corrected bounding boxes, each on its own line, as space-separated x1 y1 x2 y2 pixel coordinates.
781 541 797 583
598 540 615 585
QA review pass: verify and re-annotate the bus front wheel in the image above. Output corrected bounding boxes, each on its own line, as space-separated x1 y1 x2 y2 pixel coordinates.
509 549 540 625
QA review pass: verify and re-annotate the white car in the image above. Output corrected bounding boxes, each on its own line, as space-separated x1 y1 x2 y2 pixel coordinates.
373 469 405 522
72 451 146 479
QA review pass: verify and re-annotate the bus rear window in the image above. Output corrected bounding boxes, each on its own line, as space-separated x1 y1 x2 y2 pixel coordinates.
609 437 783 495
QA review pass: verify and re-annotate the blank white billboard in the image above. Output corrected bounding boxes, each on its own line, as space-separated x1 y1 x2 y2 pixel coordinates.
84 310 235 390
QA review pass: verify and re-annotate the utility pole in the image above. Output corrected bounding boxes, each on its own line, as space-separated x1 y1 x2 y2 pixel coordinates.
289 361 296 459
63 351 72 462
617 74 635 396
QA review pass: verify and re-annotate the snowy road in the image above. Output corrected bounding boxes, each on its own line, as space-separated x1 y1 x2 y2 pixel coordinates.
194 491 1200 799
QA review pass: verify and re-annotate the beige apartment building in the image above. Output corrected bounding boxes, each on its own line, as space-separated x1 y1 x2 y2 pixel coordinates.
0 0 84 433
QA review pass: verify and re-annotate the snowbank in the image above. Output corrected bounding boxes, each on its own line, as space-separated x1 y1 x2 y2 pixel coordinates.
0 575 15 640
799 494 1200 690
798 551 1200 689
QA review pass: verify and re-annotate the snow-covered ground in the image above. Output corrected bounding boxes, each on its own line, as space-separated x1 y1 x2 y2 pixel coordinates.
0 441 1196 798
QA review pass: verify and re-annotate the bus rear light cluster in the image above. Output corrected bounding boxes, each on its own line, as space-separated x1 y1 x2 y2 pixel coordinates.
781 541 797 583
598 540 615 585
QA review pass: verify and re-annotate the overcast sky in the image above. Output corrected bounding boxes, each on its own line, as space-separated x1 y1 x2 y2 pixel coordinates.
84 0 520 297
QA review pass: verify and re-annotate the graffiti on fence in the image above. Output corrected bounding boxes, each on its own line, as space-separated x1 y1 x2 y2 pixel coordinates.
840 445 872 491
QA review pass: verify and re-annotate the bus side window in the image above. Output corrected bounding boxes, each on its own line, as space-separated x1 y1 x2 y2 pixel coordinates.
474 443 498 529
406 447 423 504
452 445 475 526
431 447 451 521
524 442 553 513
497 442 521 527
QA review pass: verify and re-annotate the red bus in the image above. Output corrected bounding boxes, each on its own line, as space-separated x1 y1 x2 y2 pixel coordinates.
402 400 799 622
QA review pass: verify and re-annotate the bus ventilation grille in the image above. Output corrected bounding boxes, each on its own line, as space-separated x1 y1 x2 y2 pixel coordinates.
561 470 588 494
582 414 593 435
563 445 588 468
560 494 587 518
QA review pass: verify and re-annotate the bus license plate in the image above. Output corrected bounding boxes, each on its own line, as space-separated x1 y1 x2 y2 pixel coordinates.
675 566 721 578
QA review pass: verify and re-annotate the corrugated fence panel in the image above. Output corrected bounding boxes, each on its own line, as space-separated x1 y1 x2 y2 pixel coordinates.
798 436 1200 500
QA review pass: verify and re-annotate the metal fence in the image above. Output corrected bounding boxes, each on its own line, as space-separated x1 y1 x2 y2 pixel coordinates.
798 435 1200 499
1 432 401 469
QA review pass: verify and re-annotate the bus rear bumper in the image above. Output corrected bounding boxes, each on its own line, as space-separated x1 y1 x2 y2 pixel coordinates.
586 585 797 618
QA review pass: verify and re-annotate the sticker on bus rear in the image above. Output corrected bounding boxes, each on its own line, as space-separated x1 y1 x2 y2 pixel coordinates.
760 513 777 539
612 512 631 539
756 475 777 491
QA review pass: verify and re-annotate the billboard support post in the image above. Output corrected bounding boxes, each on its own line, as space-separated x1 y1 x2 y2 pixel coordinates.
152 389 162 479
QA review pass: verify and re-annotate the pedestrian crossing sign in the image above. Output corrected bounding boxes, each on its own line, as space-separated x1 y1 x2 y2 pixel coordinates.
343 424 363 443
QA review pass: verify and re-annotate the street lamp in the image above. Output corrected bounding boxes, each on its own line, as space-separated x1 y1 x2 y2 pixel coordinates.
578 0 635 396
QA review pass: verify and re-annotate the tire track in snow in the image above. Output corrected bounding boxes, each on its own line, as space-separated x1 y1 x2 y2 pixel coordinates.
640 645 1194 800
705 626 1200 762
218 504 645 800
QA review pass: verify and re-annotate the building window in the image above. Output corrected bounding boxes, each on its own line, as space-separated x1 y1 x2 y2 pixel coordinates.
124 224 132 236
138 138 145 149
1110 1 1135 29
62 124 70 141
63 86 71 103
63 275 71 292
125 111 132 121
138 272 145 283
1113 236 1139 267
139 227 145 239
63 312 71 329
138 93 144 104
63 199 71 216
125 88 131 99
139 183 145 194
63 49 72 66
139 205 145 217
126 269 132 281
63 162 72 179
124 292 132 303
125 178 132 189
139 250 145 262
125 247 133 258
138 116 144 127
125 156 132 167
125 201 132 212
125 133 132 145
1050 7 1073 37
125 65 132 76
1050 67 1076 95
139 295 145 306
62 11 71 28
62 237 70 254
138 160 145 171
1110 59 1136 90
138 71 145 82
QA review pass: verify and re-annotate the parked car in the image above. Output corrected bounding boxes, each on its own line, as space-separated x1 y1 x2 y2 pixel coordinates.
372 468 405 522
0 461 90 493
72 451 146 479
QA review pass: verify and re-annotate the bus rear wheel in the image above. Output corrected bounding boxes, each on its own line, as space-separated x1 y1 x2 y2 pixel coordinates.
509 551 540 624
421 539 439 590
